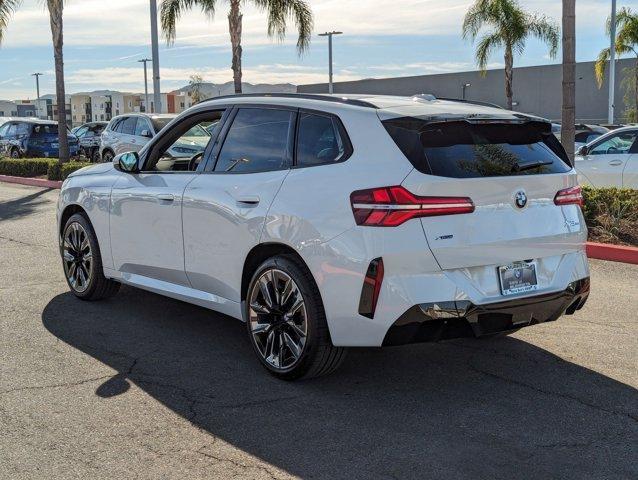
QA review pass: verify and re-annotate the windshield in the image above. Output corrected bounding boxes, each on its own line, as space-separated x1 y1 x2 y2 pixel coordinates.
382 118 571 178
182 124 210 137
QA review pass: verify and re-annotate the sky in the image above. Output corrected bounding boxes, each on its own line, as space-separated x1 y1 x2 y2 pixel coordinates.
0 0 631 100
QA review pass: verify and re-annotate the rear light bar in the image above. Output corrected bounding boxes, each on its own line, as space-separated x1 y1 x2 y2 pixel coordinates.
358 258 384 319
554 186 583 206
350 185 475 227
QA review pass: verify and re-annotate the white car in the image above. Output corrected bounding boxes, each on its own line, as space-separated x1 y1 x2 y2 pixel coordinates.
57 94 590 379
575 126 638 188
99 113 210 163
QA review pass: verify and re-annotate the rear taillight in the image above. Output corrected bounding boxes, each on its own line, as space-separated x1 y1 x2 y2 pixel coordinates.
554 186 583 206
358 258 384 319
350 186 475 227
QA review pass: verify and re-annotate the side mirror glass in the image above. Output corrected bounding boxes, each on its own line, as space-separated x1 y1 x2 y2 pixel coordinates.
141 129 152 138
113 151 140 173
576 145 588 156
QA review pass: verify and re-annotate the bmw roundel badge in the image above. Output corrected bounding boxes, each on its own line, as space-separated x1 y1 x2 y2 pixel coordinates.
515 190 527 209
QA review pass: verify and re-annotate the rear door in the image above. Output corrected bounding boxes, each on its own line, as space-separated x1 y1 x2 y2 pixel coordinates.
383 118 585 271
182 106 296 302
576 129 638 187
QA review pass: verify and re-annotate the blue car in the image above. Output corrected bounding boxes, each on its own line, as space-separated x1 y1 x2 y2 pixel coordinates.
0 119 79 158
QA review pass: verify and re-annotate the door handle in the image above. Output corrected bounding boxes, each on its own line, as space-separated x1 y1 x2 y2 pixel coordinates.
235 195 260 206
156 193 175 202
609 160 623 166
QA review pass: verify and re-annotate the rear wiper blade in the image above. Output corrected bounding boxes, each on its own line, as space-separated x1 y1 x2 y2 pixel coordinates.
512 160 553 172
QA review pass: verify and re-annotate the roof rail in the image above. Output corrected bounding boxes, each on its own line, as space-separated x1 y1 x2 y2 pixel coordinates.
198 92 377 109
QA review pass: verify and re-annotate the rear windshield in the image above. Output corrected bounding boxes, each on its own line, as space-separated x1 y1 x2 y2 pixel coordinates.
32 124 58 136
382 118 571 178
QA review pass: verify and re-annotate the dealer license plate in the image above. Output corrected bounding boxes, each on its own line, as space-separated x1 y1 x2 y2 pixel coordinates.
498 261 538 296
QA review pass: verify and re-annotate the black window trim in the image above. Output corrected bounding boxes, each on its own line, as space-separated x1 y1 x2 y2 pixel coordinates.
204 104 298 175
292 108 353 169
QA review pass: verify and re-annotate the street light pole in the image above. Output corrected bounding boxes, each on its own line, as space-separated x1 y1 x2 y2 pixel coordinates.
608 0 617 124
149 0 162 113
138 58 152 112
319 31 342 94
32 73 43 118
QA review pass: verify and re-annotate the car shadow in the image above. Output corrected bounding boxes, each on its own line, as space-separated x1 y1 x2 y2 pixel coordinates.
0 187 53 222
42 287 637 480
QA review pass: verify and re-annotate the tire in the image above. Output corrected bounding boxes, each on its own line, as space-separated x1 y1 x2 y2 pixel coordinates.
61 213 120 301
10 147 20 159
91 149 101 163
245 254 347 380
102 150 114 162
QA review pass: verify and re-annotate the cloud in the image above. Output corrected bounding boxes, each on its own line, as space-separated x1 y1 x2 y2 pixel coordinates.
1 0 614 48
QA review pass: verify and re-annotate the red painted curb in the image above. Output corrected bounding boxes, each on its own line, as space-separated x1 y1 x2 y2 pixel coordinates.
0 175 62 189
587 242 638 265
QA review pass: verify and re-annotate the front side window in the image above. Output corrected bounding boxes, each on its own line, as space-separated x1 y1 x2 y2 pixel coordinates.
0 123 10 137
144 110 222 172
16 123 30 136
120 117 137 135
383 118 571 178
134 118 152 137
588 131 638 155
215 108 294 173
296 113 347 167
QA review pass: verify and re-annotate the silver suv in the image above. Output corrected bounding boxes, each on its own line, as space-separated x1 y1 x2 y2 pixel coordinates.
99 113 210 162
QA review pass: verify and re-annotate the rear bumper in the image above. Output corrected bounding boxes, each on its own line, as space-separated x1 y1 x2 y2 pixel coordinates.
382 277 590 346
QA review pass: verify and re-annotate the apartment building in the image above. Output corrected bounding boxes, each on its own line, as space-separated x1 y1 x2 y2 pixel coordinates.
71 94 92 125
0 100 18 117
141 91 192 114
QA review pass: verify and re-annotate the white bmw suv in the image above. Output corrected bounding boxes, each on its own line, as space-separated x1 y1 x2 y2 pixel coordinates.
57 94 590 379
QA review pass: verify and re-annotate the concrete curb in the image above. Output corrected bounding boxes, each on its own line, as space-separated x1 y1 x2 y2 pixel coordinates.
586 242 638 265
0 174 62 189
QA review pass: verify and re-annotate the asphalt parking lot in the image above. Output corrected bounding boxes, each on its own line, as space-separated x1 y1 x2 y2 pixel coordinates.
0 182 636 480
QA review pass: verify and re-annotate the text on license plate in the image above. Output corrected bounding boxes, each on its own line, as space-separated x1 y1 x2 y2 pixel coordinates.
498 261 538 296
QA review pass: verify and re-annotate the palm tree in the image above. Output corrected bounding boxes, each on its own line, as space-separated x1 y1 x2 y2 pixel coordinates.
595 7 638 123
0 0 69 163
161 0 313 94
462 0 559 110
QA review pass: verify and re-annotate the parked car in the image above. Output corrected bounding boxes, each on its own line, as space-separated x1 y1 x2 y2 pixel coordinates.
575 126 638 188
0 119 79 158
57 94 589 380
99 113 210 162
550 123 608 150
73 121 108 162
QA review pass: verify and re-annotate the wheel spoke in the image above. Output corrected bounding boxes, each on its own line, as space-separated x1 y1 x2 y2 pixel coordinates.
278 331 285 367
63 251 74 262
251 322 271 335
286 318 306 339
287 294 304 317
264 330 275 361
283 332 301 360
258 276 274 309
63 222 92 293
250 302 270 315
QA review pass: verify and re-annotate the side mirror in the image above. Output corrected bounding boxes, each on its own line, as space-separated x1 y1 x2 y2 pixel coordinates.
141 129 152 138
113 151 140 173
576 145 588 156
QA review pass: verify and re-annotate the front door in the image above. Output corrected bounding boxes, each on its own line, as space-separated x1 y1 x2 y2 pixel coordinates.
109 111 222 286
576 129 638 187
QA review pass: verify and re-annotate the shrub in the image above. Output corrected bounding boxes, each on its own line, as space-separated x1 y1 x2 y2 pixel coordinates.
582 186 638 246
0 158 56 177
47 161 93 181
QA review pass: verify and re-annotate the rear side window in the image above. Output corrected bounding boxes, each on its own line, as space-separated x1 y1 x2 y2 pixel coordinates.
214 108 294 173
382 118 571 178
296 113 348 167
32 124 58 136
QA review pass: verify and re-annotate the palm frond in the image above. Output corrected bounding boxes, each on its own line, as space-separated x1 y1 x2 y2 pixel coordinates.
475 32 502 72
0 0 22 46
251 0 313 54
526 13 559 59
595 47 611 88
462 0 495 40
160 0 216 45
